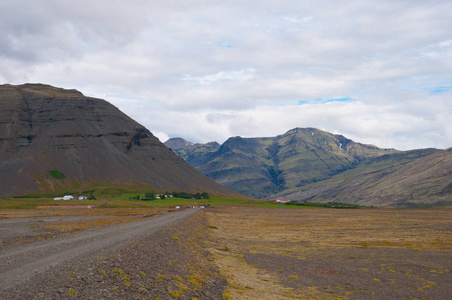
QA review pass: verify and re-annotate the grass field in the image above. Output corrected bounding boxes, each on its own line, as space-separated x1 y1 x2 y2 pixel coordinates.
0 195 293 211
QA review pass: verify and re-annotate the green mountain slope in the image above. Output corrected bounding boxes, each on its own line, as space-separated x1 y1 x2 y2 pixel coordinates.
166 128 399 199
276 148 451 207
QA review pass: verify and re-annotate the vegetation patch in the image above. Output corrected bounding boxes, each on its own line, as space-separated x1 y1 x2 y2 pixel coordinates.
48 169 65 179
287 201 362 209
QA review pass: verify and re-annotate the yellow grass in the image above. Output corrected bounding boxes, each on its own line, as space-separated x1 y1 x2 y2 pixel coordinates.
205 207 452 299
0 208 162 219
0 208 162 245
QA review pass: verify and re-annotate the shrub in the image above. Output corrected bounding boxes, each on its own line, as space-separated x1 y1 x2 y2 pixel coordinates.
145 192 155 199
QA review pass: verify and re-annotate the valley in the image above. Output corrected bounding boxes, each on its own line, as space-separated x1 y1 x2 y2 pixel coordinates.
1 84 450 208
0 83 450 299
1 203 450 299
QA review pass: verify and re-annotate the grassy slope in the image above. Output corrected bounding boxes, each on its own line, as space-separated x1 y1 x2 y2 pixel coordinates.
276 148 450 207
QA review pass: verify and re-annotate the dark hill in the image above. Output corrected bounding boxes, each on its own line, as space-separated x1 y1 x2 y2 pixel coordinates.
0 84 239 198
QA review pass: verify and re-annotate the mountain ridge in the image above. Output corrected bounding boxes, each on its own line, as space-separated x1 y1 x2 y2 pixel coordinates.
165 128 403 199
165 131 451 207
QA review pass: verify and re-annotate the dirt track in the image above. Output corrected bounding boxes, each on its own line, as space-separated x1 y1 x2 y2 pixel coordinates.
0 209 225 298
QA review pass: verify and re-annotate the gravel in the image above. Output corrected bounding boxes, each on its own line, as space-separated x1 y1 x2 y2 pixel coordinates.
242 247 452 299
0 209 226 299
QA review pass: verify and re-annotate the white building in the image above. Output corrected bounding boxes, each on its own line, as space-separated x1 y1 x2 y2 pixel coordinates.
63 195 74 200
276 199 290 203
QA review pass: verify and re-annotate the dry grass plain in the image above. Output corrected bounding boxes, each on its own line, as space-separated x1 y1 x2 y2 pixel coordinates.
1 206 451 299
0 208 164 248
206 207 452 299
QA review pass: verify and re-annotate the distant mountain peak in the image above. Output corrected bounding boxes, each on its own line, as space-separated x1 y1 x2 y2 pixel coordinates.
164 137 195 150
164 138 220 163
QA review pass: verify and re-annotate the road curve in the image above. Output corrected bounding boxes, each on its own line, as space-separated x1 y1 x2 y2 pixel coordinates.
0 209 196 292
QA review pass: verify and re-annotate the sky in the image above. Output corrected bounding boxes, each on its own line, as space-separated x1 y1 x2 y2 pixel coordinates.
1 0 451 150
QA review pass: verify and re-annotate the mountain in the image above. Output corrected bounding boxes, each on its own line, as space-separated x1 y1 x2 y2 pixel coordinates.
166 128 401 199
0 83 240 198
276 148 452 207
164 138 220 166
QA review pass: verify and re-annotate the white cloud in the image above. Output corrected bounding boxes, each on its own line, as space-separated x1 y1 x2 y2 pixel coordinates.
1 0 451 150
183 68 255 84
153 93 451 150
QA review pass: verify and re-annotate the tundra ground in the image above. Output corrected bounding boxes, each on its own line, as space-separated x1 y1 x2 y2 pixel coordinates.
1 206 450 299
206 207 452 299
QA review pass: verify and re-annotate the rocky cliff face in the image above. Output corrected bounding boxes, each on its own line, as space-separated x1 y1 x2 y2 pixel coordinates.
0 84 237 197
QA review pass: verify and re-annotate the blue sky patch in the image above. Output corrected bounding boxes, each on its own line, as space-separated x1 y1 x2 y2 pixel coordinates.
429 86 451 95
298 97 354 105
217 42 232 48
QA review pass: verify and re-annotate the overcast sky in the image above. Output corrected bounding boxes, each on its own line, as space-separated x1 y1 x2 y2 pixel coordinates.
1 0 451 150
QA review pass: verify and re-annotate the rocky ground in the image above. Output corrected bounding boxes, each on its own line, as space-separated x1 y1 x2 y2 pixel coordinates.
1 210 226 299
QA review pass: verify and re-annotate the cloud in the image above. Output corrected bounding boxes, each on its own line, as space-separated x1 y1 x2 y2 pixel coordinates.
0 1 148 61
1 0 451 150
183 68 255 84
155 92 452 150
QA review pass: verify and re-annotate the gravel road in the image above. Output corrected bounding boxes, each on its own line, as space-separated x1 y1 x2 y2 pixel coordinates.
0 209 196 294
